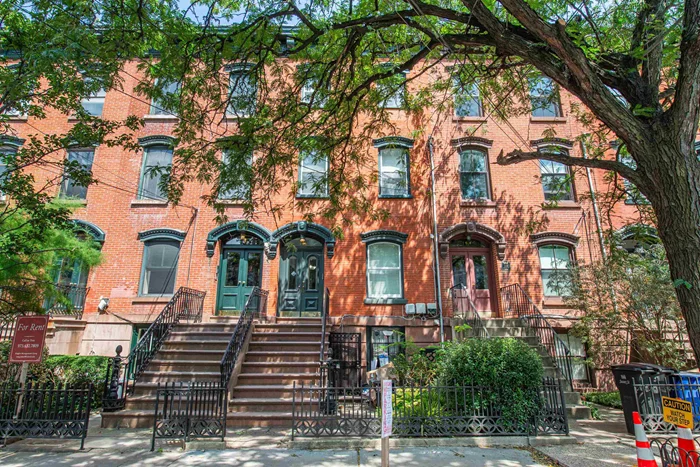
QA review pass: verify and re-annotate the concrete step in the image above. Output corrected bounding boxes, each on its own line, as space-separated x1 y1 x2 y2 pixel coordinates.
139 370 220 382
168 331 233 342
567 404 592 420
251 332 323 342
564 391 582 405
101 410 153 429
148 359 221 372
276 317 323 324
241 361 320 374
244 351 321 363
236 373 319 386
484 327 530 337
173 323 238 332
161 340 230 351
483 318 523 328
228 398 315 413
226 411 294 428
154 349 225 361
248 341 321 352
232 385 298 399
255 323 323 333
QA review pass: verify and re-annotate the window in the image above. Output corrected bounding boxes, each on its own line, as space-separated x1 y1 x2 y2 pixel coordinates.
539 244 572 296
618 146 648 204
81 79 106 117
529 76 561 117
454 80 482 117
138 145 173 200
538 147 573 201
219 149 253 200
140 239 180 295
378 72 406 109
298 150 328 197
60 149 95 200
379 147 410 197
149 79 180 116
367 242 403 299
459 149 490 200
0 146 15 201
368 326 405 370
557 332 589 381
227 69 256 116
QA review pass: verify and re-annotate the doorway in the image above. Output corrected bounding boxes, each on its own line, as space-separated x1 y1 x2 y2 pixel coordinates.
449 238 494 314
278 236 324 316
216 232 264 315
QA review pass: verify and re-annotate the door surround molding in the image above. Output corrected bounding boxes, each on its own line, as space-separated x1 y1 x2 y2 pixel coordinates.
269 221 336 259
439 222 506 260
205 220 272 257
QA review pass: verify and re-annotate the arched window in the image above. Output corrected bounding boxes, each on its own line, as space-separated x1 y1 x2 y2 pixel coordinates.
361 230 408 303
538 244 573 297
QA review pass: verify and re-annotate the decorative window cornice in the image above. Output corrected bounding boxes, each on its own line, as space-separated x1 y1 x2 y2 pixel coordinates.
71 219 106 244
451 136 493 149
616 223 658 240
360 230 408 244
225 62 256 73
372 136 414 149
138 135 176 148
268 221 336 259
530 231 579 248
438 222 506 260
0 135 25 149
138 228 186 242
531 138 574 149
205 220 272 257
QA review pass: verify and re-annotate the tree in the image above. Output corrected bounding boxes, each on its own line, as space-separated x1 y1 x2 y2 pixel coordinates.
2 0 700 360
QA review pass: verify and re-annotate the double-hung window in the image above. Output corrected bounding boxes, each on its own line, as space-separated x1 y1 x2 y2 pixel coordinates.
140 239 180 295
298 150 329 197
227 67 256 117
149 79 180 116
529 76 562 118
538 146 573 201
60 148 95 200
557 332 589 381
367 243 403 299
378 147 410 197
378 72 406 109
0 146 16 202
81 78 106 117
454 80 483 117
539 244 573 296
617 146 648 204
138 144 173 200
459 149 490 200
219 149 253 200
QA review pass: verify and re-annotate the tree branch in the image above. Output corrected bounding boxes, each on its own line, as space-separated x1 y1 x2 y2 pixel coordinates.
669 0 700 142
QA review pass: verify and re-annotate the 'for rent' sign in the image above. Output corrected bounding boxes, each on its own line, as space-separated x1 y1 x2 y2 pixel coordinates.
9 316 49 363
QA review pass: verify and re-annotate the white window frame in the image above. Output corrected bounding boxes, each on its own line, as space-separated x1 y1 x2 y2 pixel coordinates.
138 145 173 200
227 67 256 117
459 148 490 200
529 76 562 118
218 149 253 201
80 78 106 117
149 79 180 116
59 148 95 200
298 150 329 197
454 80 483 118
378 147 410 197
366 242 404 299
378 71 406 109
539 244 573 297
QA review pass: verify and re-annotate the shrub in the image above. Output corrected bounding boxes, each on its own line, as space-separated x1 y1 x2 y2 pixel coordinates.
582 391 622 409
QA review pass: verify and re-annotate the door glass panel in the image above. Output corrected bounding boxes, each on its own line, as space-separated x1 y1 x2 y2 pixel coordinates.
225 251 240 287
288 255 298 290
246 252 261 287
307 256 318 290
473 255 489 289
451 256 467 288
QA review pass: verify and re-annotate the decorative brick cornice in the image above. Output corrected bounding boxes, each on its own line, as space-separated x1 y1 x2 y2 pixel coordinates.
530 231 579 248
438 222 506 260
137 228 186 242
450 136 493 149
138 135 176 148
372 136 414 149
531 138 574 149
360 230 408 244
0 135 25 149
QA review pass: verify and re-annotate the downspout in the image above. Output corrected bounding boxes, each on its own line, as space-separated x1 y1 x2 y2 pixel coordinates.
580 137 606 261
427 136 445 343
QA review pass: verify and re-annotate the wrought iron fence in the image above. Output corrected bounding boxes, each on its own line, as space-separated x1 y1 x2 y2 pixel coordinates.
220 287 268 388
450 285 490 339
151 382 227 451
650 437 700 467
292 377 568 439
500 284 574 389
102 287 206 411
634 380 700 433
327 332 362 388
0 382 93 449
44 284 90 319
319 288 331 387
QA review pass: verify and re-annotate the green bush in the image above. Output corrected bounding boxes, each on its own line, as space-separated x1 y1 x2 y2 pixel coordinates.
582 391 622 409
435 338 545 430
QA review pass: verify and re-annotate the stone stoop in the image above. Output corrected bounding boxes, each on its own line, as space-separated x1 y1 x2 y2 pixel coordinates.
482 319 592 420
227 317 324 428
100 321 238 429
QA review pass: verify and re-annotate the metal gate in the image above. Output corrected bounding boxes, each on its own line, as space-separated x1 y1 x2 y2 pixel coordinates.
328 333 361 388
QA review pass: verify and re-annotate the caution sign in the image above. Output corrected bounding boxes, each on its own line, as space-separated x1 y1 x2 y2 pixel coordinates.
662 396 694 429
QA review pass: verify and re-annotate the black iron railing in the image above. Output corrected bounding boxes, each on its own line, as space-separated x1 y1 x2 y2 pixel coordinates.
650 437 700 467
450 285 490 339
102 287 206 411
44 284 90 319
292 377 568 438
634 380 700 433
500 284 574 389
220 287 268 389
0 382 93 449
319 288 330 387
151 381 227 451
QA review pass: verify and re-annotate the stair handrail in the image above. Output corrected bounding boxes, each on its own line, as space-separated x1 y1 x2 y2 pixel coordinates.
319 288 330 387
220 287 268 389
449 285 490 339
500 284 575 389
102 286 206 411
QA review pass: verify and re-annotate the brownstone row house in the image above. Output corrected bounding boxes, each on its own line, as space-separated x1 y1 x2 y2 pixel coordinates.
1 58 675 398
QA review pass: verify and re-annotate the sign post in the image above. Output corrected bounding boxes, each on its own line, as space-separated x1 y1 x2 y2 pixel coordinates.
9 315 49 418
381 379 393 467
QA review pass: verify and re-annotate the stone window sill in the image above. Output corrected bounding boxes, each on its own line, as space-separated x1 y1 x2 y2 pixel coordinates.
460 199 497 208
215 199 247 206
143 114 179 121
132 296 173 305
131 199 168 208
5 115 28 121
542 296 573 308
364 298 408 305
530 116 567 123
379 195 413 200
543 200 581 209
453 116 487 123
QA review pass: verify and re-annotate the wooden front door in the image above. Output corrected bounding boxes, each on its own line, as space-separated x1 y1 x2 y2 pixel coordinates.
450 248 493 313
278 238 324 315
217 248 263 314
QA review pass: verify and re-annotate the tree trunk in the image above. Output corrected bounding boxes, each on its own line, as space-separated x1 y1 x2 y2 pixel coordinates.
641 133 700 366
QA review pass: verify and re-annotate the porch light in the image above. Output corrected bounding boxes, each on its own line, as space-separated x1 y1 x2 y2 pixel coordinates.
299 234 307 246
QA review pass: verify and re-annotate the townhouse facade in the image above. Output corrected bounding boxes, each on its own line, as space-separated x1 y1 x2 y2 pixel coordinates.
1 59 658 391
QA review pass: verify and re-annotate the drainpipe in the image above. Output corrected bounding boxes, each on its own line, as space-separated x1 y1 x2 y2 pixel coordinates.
580 137 606 261
427 136 445 343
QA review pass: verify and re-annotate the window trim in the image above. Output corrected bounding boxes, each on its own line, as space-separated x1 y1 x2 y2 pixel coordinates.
361 230 408 304
80 77 107 117
218 148 253 202
532 141 575 202
453 79 483 118
297 149 329 198
535 241 575 297
225 63 257 117
149 78 180 116
458 147 492 201
59 147 96 200
528 76 563 118
374 137 414 199
137 229 185 297
137 136 175 201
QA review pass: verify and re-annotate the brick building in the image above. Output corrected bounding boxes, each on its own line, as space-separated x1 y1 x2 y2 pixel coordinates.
2 60 652 392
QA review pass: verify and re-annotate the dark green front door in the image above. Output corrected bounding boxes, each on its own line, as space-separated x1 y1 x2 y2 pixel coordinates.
278 239 324 315
217 248 263 314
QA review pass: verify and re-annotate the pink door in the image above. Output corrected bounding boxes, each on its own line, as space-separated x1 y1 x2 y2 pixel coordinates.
451 248 493 314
